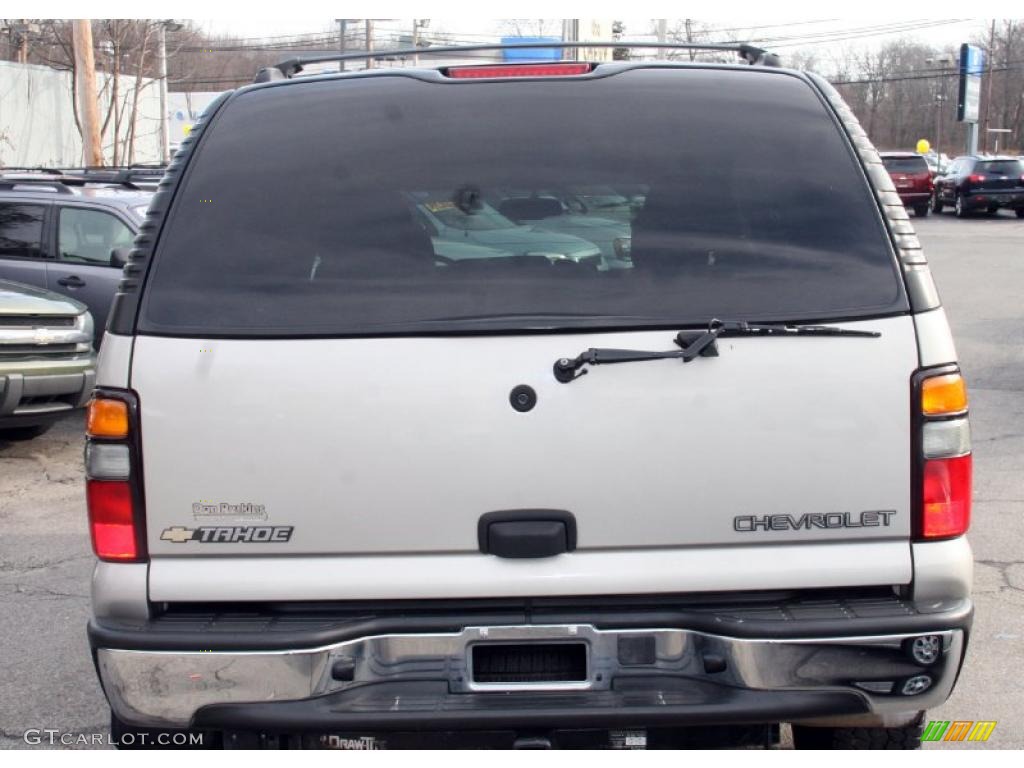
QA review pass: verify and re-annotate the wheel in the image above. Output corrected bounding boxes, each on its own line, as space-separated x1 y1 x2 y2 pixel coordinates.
987 206 999 216
1016 208 1024 218
931 192 943 214
914 203 929 218
0 423 51 441
955 194 967 218
791 721 924 750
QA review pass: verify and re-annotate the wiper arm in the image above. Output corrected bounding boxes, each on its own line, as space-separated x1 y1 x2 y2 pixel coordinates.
712 320 882 339
553 319 880 383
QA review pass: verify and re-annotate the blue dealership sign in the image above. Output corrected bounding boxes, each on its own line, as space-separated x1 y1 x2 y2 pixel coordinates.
501 36 563 62
957 44 983 123
959 44 984 76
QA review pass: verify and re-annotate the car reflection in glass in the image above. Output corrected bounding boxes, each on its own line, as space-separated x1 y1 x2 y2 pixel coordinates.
409 192 604 268
489 189 635 270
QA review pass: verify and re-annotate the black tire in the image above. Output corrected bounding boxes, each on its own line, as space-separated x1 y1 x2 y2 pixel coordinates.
791 721 924 750
0 423 51 441
931 192 943 214
914 203 929 218
987 206 999 216
955 194 968 218
1016 208 1024 218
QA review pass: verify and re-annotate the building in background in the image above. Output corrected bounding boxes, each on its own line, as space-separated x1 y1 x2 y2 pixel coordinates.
0 60 161 167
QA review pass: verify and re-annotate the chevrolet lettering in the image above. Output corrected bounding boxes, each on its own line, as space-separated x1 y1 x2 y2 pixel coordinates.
734 511 898 532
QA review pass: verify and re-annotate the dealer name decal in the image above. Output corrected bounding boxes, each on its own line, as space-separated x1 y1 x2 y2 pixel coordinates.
192 501 267 521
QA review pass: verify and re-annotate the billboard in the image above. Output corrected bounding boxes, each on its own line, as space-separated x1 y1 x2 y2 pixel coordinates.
957 44 983 123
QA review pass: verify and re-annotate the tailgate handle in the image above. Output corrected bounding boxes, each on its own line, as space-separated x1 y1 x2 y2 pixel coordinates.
478 510 577 559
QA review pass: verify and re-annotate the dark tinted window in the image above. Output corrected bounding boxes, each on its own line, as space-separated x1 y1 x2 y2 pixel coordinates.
976 160 1022 175
0 203 46 259
141 69 904 336
882 156 929 173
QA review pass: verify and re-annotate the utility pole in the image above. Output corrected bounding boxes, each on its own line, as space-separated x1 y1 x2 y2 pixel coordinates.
685 18 696 61
337 19 347 71
17 19 28 63
72 20 103 166
982 19 996 153
411 19 431 67
562 18 579 61
158 24 167 162
365 19 374 70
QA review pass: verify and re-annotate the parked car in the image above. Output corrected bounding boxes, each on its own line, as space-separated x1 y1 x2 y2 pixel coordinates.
931 156 1024 218
879 152 933 217
565 185 643 223
410 193 603 267
491 190 633 269
87 51 971 750
923 152 949 177
0 279 95 439
0 174 151 345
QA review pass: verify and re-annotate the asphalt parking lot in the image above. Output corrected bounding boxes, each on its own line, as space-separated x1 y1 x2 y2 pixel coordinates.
0 209 1021 750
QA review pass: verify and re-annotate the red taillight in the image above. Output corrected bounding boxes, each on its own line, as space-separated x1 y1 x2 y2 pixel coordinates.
921 455 972 539
87 479 143 561
968 174 985 183
85 389 145 562
447 63 592 79
915 369 971 541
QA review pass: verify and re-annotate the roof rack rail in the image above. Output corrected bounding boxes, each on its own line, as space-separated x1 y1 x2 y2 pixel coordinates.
0 166 67 174
254 41 780 82
0 167 162 191
0 178 74 194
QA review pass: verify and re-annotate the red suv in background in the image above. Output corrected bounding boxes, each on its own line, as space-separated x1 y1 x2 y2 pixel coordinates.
880 152 933 217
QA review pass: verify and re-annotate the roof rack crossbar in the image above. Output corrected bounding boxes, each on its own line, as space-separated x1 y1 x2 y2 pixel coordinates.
0 178 75 194
254 41 780 82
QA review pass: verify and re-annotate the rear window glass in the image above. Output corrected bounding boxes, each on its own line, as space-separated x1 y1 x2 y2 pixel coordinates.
976 160 1022 175
140 69 905 337
882 156 929 173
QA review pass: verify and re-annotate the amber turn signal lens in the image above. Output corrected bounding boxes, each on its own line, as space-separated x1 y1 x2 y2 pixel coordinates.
87 398 129 439
922 373 968 416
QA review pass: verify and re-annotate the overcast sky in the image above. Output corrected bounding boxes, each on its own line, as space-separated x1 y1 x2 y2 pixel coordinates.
197 18 985 49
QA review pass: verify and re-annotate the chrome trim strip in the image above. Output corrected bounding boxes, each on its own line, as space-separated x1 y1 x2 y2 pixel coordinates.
97 624 963 728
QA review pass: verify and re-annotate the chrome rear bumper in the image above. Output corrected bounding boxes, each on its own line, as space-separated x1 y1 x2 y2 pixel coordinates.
96 623 965 729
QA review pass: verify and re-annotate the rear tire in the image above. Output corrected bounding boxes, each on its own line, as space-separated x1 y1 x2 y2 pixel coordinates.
1016 208 1024 218
955 194 967 218
791 722 924 750
931 192 943 214
914 203 929 218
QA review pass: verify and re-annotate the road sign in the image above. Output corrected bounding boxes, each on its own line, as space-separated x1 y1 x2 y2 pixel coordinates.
957 44 983 124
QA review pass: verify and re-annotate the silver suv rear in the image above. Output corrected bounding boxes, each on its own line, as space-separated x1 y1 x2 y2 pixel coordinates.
85 47 972 750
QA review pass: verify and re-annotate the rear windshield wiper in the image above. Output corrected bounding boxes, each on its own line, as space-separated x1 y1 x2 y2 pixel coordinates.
553 320 881 383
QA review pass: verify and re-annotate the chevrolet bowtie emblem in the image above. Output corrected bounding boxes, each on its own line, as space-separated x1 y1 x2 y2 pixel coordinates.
160 526 197 543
